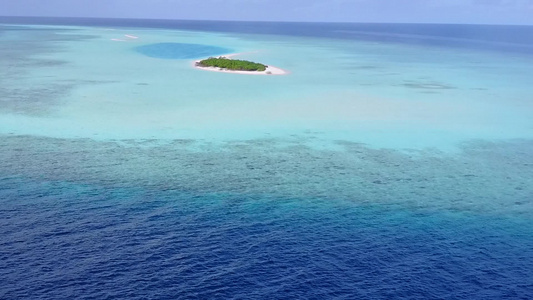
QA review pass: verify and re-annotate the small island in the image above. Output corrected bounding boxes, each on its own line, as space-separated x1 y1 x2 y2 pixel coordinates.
196 57 267 71
193 55 287 75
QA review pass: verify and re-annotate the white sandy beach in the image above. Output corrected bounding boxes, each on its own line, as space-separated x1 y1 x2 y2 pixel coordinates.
193 53 288 75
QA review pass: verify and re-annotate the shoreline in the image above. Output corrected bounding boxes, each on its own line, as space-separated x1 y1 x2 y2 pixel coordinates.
193 53 288 75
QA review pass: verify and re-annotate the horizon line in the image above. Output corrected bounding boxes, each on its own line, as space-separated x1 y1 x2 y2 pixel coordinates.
1 15 532 27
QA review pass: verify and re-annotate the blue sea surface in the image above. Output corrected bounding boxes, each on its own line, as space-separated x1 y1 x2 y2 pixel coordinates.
134 43 232 59
2 16 533 56
1 175 531 299
0 17 532 299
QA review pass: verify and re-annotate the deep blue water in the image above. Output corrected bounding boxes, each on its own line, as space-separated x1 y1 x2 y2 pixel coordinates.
134 43 232 59
2 16 533 55
1 175 532 299
1 17 533 299
0 136 532 299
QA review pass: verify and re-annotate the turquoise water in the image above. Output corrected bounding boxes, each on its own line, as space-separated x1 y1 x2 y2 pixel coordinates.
0 19 532 299
1 23 532 150
135 43 233 59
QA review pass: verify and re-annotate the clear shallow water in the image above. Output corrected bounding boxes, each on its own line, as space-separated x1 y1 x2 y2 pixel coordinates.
1 20 532 149
0 18 532 299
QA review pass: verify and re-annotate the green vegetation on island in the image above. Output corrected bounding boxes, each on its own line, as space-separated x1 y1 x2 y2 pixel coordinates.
197 57 267 72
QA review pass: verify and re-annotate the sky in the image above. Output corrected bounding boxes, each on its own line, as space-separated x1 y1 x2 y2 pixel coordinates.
2 0 533 25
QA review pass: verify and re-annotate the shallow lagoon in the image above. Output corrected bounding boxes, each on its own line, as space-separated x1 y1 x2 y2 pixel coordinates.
1 22 532 149
0 20 532 299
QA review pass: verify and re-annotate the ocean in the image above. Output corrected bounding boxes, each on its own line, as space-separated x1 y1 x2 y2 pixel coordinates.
0 17 532 299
